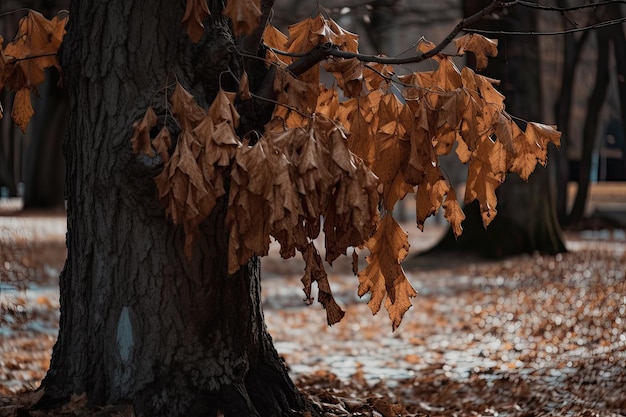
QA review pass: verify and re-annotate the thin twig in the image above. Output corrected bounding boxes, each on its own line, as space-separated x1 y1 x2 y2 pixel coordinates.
465 17 626 36
517 0 626 12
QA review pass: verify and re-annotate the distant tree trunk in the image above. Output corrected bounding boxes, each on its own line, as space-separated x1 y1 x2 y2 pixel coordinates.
554 1 589 222
40 1 308 416
567 25 611 224
430 0 566 257
22 68 67 209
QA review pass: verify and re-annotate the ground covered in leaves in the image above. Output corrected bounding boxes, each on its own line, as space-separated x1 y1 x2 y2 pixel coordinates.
1 212 625 416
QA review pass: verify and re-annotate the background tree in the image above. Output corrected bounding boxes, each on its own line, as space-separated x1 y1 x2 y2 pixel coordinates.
429 0 567 257
566 2 626 225
0 1 560 416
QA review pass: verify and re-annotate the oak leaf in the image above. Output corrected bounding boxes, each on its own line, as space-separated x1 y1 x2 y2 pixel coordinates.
363 61 394 91
443 187 465 238
130 106 158 157
525 122 561 166
358 214 417 331
227 137 302 273
263 24 291 65
11 88 33 133
153 127 173 163
415 164 449 230
454 33 498 70
301 243 345 325
182 0 210 43
324 58 364 98
171 83 206 130
465 136 504 227
153 130 216 259
223 0 262 37
273 69 318 128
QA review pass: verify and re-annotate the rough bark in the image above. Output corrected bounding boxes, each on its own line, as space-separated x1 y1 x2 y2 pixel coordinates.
40 1 309 416
429 0 566 258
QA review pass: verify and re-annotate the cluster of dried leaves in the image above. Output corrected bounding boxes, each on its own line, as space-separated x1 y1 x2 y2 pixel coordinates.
0 2 561 330
131 1 561 328
0 11 67 132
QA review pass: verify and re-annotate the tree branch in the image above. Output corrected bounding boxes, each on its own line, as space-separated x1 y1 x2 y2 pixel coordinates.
517 0 626 13
465 17 626 36
283 0 506 76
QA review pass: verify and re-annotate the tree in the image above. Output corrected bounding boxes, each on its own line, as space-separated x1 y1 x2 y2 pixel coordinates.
566 2 626 225
0 1 560 415
429 0 567 258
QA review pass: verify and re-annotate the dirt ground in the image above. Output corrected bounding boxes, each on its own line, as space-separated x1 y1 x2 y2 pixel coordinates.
1 212 625 416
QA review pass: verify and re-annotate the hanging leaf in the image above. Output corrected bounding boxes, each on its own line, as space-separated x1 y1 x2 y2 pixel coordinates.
130 107 158 157
301 243 345 325
358 213 417 331
11 88 33 133
223 0 262 37
182 0 210 43
454 33 498 70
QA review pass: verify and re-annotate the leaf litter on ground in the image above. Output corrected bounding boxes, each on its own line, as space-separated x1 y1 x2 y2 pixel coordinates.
1 213 625 416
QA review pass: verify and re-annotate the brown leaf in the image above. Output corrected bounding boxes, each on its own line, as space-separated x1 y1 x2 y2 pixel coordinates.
454 33 498 70
223 0 262 37
11 88 33 133
525 122 562 166
273 69 318 128
3 11 67 90
464 136 503 228
358 213 417 331
153 130 216 259
301 243 345 325
364 61 394 91
340 91 384 166
263 24 291 65
238 71 251 100
443 187 465 238
153 126 173 163
171 83 206 130
415 165 449 230
324 58 364 98
182 0 210 43
130 107 158 157
227 137 303 273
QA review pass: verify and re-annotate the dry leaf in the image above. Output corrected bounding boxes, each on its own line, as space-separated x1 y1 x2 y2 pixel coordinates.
130 107 157 157
223 0 262 37
358 213 417 331
11 88 33 133
238 71 251 100
443 187 465 238
263 24 292 65
182 0 210 43
301 243 345 325
171 83 206 130
455 33 498 70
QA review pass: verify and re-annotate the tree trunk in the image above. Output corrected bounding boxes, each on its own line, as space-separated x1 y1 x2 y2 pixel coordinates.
553 0 589 222
567 26 611 225
429 0 566 258
40 1 308 416
22 68 67 209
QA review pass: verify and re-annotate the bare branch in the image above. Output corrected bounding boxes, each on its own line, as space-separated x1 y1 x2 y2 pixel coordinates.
517 0 626 13
465 17 626 36
283 0 506 76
